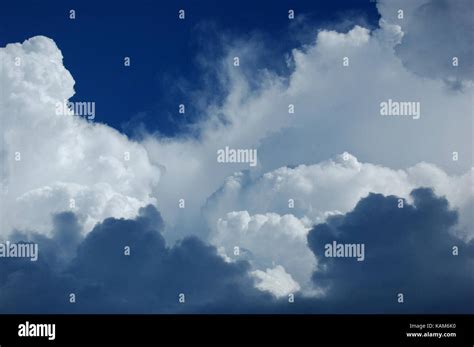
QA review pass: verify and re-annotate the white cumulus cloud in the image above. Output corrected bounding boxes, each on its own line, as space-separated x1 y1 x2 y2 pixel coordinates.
251 265 301 298
205 153 473 296
0 36 161 237
141 3 472 238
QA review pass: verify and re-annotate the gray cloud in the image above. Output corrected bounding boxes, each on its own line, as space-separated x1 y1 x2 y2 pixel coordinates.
1 188 472 313
378 0 474 83
307 188 474 313
0 206 273 313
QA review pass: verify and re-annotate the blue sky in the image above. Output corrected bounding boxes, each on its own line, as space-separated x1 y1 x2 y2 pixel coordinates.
1 0 379 136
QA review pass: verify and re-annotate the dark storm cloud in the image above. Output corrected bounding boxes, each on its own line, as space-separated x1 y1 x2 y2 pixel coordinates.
0 205 272 313
1 188 472 313
0 212 82 313
307 188 474 313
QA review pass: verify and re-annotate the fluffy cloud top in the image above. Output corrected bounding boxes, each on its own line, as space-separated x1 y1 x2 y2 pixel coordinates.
206 153 473 237
0 37 161 236
142 0 472 236
213 211 315 296
2 0 472 242
205 153 472 297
